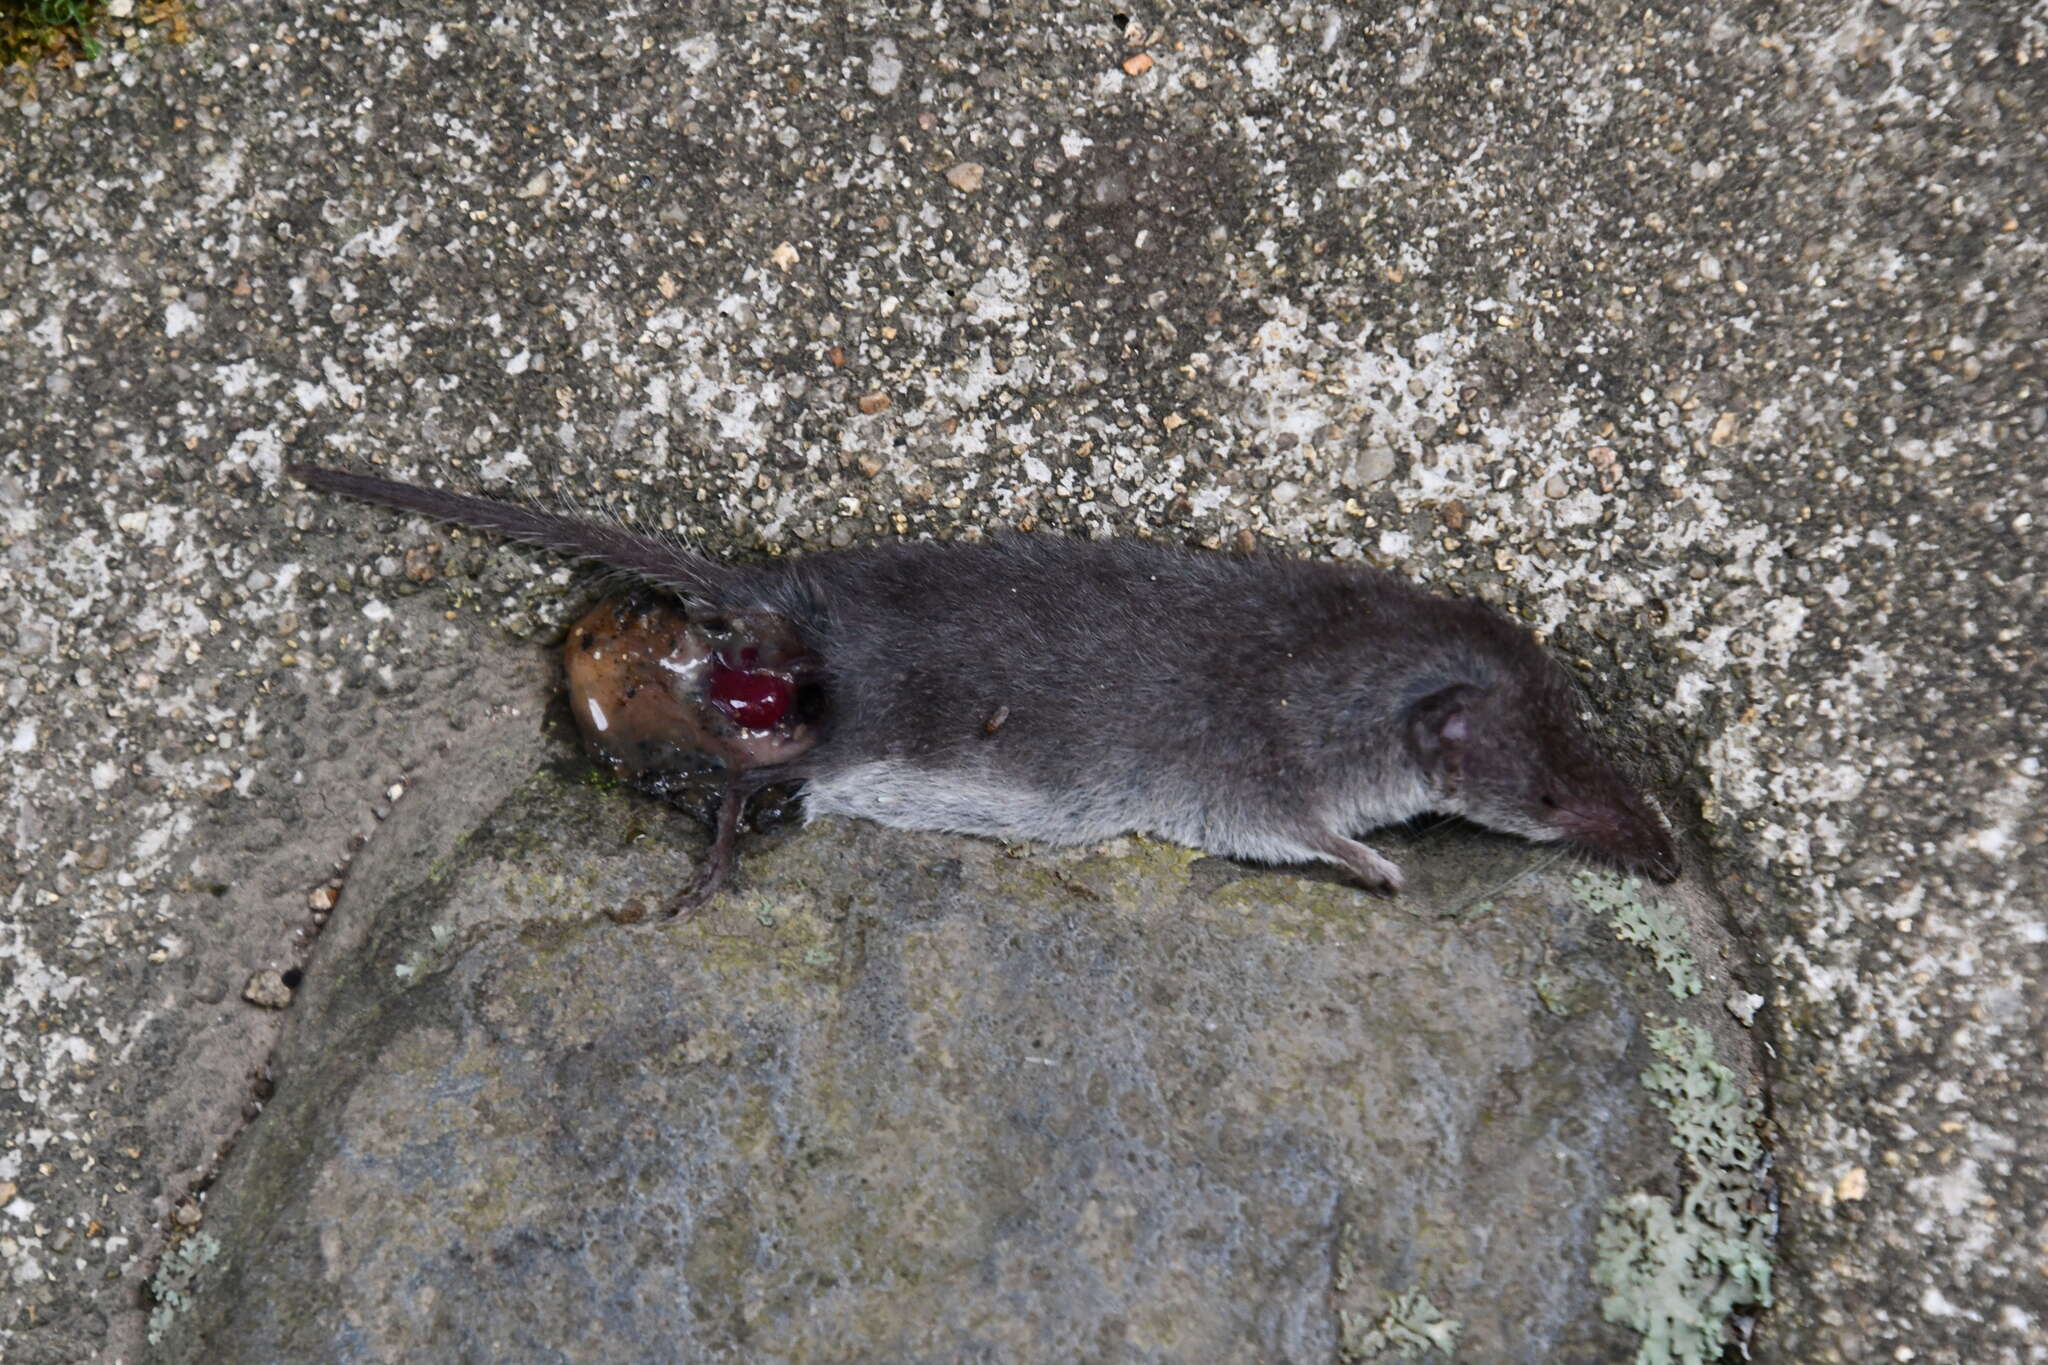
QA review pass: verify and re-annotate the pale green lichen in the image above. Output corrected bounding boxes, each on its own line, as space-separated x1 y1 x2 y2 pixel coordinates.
146 1230 225 1345
1593 1022 1772 1365
1571 871 1702 999
1339 1289 1462 1360
393 921 456 981
1441 897 1496 923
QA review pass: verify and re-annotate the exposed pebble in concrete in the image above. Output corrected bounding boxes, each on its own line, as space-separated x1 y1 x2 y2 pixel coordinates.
238 972 291 1011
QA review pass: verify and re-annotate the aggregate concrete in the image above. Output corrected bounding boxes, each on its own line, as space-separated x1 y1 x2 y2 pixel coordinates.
1 2 2041 1360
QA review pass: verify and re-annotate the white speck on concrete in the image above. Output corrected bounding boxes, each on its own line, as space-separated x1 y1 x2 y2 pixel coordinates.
27 315 65 357
868 39 903 96
677 34 720 74
1920 1285 1964 1318
478 448 532 484
1243 45 1283 89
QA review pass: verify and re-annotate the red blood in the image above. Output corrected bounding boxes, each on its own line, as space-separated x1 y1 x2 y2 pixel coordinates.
707 665 793 730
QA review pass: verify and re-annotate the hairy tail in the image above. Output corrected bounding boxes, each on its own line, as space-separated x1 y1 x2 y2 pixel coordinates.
289 464 748 604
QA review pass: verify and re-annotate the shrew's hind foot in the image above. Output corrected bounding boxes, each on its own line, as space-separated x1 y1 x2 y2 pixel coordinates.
666 783 745 916
1314 833 1406 896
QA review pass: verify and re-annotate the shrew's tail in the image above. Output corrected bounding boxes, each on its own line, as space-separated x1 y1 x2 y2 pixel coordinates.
289 464 749 605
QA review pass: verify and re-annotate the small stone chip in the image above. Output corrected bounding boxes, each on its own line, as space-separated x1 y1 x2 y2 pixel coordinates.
243 970 293 1010
1122 52 1154 76
770 241 799 271
1588 445 1621 492
1710 411 1739 445
308 886 338 912
1351 444 1397 486
1161 412 1185 431
1440 500 1467 532
1835 1166 1869 1202
945 161 986 192
1543 473 1570 499
857 391 892 415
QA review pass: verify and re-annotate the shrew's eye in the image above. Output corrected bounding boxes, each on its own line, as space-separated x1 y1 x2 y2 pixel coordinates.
1539 793 1558 809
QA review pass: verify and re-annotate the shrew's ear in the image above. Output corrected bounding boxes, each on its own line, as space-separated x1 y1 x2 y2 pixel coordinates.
1404 684 1481 771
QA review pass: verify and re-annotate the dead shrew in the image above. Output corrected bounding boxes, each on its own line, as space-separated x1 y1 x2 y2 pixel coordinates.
293 464 1681 911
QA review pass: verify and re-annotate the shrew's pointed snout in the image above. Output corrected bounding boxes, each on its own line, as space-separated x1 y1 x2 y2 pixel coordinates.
1619 799 1682 884
1554 797 1681 884
1639 830 1682 884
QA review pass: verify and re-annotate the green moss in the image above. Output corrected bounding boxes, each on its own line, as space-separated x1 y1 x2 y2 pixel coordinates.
1571 870 1702 999
1081 837 1199 907
1203 868 1377 943
2 0 187 68
1440 897 1495 923
1339 1289 1462 1360
2 0 103 64
1593 1022 1772 1365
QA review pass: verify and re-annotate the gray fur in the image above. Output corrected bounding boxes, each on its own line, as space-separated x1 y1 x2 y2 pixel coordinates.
291 467 1680 892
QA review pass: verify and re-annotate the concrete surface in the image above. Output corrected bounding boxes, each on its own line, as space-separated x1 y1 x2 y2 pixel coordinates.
1 1 2041 1361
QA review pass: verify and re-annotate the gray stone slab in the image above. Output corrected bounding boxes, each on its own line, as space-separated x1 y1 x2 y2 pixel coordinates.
152 741 1749 1363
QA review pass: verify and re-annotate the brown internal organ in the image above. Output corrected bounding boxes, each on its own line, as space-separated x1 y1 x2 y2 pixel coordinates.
562 593 820 791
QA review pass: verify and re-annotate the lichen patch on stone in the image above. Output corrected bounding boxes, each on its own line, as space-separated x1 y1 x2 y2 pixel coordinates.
1593 1022 1772 1365
1573 870 1703 1000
